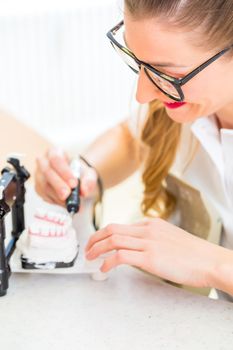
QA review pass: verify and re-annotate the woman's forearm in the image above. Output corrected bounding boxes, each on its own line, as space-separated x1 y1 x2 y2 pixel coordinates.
82 120 141 189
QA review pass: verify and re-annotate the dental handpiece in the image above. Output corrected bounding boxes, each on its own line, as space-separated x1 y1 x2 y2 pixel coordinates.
66 159 81 216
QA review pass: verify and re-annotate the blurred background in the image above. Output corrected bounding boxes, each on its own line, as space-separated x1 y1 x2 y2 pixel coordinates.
0 0 142 226
0 0 136 149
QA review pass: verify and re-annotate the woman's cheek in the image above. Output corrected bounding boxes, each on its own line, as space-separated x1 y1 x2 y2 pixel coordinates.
182 80 204 102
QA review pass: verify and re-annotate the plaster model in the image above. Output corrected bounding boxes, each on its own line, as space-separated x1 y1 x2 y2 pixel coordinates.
17 208 79 269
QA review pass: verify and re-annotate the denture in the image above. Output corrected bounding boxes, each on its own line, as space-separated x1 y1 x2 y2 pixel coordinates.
16 207 79 269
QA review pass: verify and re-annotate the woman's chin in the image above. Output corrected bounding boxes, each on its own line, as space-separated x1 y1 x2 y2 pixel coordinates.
165 104 202 124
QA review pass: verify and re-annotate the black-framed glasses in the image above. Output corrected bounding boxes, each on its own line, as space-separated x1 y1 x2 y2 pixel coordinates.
107 20 233 102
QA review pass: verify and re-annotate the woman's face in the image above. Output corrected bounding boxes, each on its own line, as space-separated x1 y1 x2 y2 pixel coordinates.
124 14 233 123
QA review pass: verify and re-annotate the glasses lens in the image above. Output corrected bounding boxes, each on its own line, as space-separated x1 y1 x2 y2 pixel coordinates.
111 42 140 74
108 22 182 101
145 68 181 100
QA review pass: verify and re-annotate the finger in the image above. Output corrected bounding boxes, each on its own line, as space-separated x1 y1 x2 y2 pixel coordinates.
44 183 65 206
35 159 66 205
86 234 147 260
37 157 71 200
81 167 98 197
34 166 51 200
35 180 55 204
85 223 146 252
100 250 145 273
46 147 69 162
40 193 56 205
131 220 151 227
36 177 65 205
36 155 49 174
48 149 77 189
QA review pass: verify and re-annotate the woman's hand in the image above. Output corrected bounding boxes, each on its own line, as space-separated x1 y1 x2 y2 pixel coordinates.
85 218 222 288
35 147 98 206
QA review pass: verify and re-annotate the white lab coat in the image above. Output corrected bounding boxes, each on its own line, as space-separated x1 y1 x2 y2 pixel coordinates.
128 105 233 301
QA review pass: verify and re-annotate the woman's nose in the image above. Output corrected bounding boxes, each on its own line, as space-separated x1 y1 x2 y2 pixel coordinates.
136 67 161 104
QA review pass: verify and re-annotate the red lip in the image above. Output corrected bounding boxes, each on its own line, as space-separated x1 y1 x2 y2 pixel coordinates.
164 102 187 109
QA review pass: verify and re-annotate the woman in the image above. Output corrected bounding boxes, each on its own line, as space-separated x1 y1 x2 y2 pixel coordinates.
35 0 233 300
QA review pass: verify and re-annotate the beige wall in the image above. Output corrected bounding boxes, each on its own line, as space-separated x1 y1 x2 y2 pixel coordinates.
0 111 51 180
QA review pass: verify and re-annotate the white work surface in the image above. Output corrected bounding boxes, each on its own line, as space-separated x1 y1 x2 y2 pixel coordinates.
1 189 233 350
1 267 233 350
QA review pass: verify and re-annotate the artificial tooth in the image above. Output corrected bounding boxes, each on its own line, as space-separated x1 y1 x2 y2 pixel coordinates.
56 228 62 237
53 213 60 223
38 227 45 236
59 228 64 236
57 214 64 224
35 208 46 218
47 212 55 221
29 223 39 235
49 227 56 237
42 227 49 237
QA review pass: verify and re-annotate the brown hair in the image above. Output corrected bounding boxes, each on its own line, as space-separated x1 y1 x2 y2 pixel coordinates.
125 0 233 51
125 0 233 218
140 101 181 218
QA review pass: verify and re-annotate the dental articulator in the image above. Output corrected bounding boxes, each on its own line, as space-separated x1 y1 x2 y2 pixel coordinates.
0 157 106 297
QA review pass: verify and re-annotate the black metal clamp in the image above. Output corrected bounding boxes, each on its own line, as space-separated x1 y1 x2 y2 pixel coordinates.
0 157 30 296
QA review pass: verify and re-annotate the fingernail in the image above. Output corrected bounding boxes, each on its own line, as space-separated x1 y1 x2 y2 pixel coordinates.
86 250 93 259
100 266 106 273
69 179 77 188
86 252 91 260
61 187 69 199
52 147 64 157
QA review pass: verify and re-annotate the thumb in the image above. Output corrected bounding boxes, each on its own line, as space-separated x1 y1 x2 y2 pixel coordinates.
80 167 98 198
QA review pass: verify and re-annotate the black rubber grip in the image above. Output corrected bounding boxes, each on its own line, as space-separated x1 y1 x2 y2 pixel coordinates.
66 180 81 214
